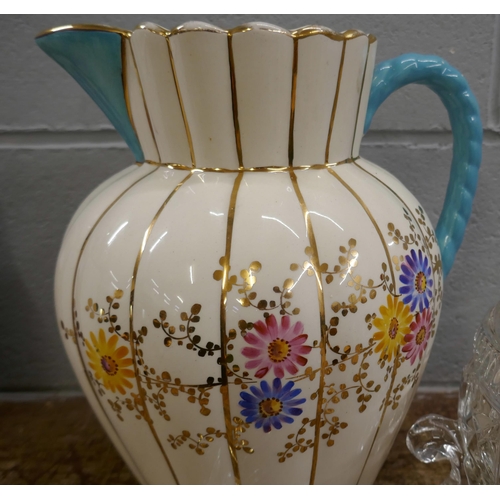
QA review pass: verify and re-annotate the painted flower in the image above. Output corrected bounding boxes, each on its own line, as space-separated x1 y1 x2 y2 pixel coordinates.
372 295 413 362
399 249 433 312
242 314 312 378
239 378 306 433
402 308 433 365
85 329 135 395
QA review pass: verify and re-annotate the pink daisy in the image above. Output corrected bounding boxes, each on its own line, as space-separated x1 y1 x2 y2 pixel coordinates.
402 308 433 365
242 314 312 378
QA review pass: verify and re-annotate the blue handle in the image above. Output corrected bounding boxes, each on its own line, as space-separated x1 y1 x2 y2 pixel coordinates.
364 54 482 279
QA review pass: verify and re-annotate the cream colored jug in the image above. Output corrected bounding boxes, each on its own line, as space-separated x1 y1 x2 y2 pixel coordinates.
36 21 482 484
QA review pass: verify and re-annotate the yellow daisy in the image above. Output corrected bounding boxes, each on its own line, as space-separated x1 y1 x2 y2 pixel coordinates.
85 329 134 395
372 295 412 362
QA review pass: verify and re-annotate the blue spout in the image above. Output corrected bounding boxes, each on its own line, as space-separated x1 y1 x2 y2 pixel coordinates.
36 27 144 163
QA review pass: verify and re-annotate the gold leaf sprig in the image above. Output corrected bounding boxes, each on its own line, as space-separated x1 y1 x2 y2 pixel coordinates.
415 206 437 250
213 258 261 294
104 391 149 423
107 396 124 422
321 416 348 447
85 289 129 341
141 371 214 417
229 261 301 317
168 417 253 455
277 417 316 463
86 369 105 397
60 320 76 344
153 304 221 357
387 222 419 251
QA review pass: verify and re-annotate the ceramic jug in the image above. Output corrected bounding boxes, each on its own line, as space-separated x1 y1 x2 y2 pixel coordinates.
36 21 482 485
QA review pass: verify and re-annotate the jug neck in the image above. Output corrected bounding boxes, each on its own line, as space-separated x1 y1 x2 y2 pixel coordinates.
37 22 377 170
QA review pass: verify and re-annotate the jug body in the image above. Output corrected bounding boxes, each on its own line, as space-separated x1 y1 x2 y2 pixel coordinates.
55 156 443 484
39 20 481 484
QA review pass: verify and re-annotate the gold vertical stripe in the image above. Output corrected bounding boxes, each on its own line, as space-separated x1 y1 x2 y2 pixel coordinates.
71 166 158 485
327 165 402 481
288 37 327 484
288 171 327 485
327 167 397 288
350 38 370 158
220 171 244 484
356 349 401 484
288 37 299 167
165 36 197 168
128 171 193 485
287 47 330 483
352 159 437 294
128 38 161 161
121 37 139 142
348 160 437 483
227 33 244 168
325 40 346 164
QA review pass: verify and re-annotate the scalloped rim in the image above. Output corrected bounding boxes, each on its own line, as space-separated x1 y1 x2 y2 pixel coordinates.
35 21 376 43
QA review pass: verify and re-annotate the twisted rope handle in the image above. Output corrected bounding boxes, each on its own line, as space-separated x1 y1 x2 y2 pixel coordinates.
364 54 482 278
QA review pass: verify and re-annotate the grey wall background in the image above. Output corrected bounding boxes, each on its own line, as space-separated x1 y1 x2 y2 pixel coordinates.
0 14 498 393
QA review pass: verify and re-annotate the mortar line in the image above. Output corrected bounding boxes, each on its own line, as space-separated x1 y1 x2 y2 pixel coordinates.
4 129 500 152
487 14 500 130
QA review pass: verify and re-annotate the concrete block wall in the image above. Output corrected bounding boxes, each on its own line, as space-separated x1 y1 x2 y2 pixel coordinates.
0 14 498 392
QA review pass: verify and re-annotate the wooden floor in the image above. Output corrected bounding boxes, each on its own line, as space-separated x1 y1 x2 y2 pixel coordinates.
0 391 457 485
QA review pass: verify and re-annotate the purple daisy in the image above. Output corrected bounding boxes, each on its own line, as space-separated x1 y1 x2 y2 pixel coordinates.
399 248 433 312
239 378 306 433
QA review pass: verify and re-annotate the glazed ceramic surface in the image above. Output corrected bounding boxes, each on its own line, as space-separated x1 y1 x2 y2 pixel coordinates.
36 21 481 484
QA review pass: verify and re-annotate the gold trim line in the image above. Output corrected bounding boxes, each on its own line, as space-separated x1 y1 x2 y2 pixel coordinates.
227 32 244 169
293 26 375 43
356 349 402 484
138 158 359 172
288 171 327 485
327 167 397 288
135 23 169 37
121 38 140 144
128 171 194 485
352 158 438 328
128 37 161 162
172 23 227 35
352 159 440 482
36 23 376 44
219 170 245 484
165 36 197 168
325 40 347 164
71 166 159 485
350 39 371 158
288 37 299 167
36 24 131 39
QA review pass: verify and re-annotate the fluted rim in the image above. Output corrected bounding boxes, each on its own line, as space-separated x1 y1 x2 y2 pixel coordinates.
36 21 376 43
36 20 378 169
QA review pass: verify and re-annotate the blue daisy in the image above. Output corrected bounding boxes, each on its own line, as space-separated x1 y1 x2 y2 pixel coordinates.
399 248 433 312
239 378 306 433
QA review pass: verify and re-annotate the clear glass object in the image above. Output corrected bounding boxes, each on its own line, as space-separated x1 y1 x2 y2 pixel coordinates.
407 301 500 484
